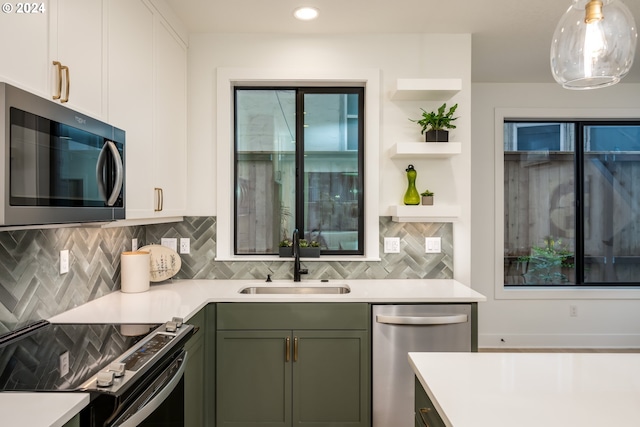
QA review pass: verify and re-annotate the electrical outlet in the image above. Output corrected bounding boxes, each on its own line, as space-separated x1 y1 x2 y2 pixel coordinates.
383 237 400 253
569 305 578 317
161 238 178 252
425 237 442 253
59 351 69 377
60 250 69 274
180 238 190 254
132 238 138 251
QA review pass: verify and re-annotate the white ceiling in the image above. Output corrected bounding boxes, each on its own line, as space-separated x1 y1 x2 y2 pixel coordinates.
164 0 640 84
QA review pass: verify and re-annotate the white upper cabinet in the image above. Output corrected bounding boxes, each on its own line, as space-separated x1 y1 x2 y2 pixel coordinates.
108 0 187 220
50 0 105 118
0 1 50 96
0 0 105 118
152 17 187 218
107 0 155 219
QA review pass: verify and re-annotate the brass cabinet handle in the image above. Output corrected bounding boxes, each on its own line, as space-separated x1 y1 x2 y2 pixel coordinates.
61 65 70 103
294 336 299 362
285 337 290 362
154 188 164 212
418 408 432 427
52 61 62 100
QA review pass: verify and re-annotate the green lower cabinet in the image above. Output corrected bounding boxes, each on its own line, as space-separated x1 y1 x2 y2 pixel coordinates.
414 377 445 427
217 330 292 426
185 304 215 427
216 303 370 427
292 330 369 426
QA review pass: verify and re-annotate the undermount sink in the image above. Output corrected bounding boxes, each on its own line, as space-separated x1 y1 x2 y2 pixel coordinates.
238 285 351 295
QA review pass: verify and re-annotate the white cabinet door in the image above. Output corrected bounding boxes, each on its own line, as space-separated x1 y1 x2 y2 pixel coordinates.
0 1 51 97
108 0 187 220
152 16 187 217
107 0 155 219
50 0 105 118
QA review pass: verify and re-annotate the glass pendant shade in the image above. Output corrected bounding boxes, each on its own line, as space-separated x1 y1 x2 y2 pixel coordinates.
550 0 638 89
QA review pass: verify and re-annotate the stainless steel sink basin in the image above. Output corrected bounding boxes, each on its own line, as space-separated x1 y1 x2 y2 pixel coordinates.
239 285 351 295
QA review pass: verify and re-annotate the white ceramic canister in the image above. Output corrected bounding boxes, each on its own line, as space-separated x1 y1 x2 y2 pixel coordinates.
120 251 151 293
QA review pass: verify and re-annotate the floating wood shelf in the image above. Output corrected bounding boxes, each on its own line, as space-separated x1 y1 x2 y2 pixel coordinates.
390 142 461 159
391 78 462 101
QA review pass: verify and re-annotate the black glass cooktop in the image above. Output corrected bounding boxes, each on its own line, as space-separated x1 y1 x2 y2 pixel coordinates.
0 322 158 392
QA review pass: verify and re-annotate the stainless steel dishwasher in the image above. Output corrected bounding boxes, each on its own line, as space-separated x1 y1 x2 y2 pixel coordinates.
372 304 472 427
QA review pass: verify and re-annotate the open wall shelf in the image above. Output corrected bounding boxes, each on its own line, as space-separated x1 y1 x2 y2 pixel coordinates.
390 142 461 159
391 78 461 101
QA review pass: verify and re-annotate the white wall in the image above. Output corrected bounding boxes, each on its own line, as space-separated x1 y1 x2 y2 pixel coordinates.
186 33 472 282
472 82 640 348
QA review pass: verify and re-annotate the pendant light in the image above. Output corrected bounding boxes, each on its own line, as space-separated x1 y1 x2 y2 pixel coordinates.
550 0 638 89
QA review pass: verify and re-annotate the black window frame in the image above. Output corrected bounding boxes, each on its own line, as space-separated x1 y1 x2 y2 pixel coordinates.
233 86 365 256
504 119 640 287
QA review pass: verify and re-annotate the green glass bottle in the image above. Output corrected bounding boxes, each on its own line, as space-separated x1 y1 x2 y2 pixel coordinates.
403 164 420 205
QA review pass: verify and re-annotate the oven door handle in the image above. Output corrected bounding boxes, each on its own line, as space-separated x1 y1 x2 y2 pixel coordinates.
118 351 188 427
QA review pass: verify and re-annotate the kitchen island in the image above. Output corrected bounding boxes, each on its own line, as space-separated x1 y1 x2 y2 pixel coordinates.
409 352 640 427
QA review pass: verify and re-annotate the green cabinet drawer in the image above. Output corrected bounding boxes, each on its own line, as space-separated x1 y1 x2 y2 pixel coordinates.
415 377 446 427
217 302 369 330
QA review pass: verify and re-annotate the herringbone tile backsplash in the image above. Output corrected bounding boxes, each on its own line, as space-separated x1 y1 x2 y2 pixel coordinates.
0 216 452 333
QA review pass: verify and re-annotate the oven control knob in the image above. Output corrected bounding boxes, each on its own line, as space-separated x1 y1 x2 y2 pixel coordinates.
97 371 115 387
108 362 126 377
165 321 177 332
172 317 184 328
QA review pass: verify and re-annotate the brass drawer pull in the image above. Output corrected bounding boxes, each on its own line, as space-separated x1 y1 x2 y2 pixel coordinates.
294 336 299 362
418 407 432 427
61 65 70 103
285 336 290 362
52 61 62 100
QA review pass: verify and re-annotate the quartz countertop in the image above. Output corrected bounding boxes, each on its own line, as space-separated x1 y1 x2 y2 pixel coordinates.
409 352 640 427
49 278 486 324
2 392 89 427
5 278 484 426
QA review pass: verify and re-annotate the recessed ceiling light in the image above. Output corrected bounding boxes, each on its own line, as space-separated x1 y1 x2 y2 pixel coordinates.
293 7 319 21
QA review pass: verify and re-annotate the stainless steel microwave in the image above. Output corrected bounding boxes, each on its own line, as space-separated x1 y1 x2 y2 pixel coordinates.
0 83 125 226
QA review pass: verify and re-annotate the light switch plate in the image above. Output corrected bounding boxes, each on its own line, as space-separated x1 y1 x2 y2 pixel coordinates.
425 237 442 254
383 237 400 253
161 238 178 252
179 238 190 254
59 351 70 377
60 250 69 274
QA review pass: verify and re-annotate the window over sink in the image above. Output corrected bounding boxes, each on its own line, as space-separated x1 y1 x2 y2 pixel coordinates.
214 68 380 261
234 87 365 256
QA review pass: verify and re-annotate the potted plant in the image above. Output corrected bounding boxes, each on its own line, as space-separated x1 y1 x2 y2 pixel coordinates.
278 238 293 257
420 190 434 205
299 239 321 258
410 102 458 142
278 238 321 257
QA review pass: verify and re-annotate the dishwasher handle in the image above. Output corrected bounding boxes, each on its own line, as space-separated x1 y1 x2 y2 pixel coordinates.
376 314 468 325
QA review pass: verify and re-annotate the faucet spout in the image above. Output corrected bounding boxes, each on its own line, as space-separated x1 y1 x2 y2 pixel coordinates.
292 229 308 282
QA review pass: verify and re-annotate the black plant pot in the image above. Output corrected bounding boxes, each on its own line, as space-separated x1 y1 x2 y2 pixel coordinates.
279 247 293 257
278 247 321 258
425 129 449 142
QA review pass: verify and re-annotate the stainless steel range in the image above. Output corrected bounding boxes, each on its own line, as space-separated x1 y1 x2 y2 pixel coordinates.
0 318 195 426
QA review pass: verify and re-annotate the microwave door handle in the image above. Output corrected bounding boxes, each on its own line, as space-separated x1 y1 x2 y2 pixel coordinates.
118 351 188 427
105 141 124 206
375 314 468 325
95 141 124 207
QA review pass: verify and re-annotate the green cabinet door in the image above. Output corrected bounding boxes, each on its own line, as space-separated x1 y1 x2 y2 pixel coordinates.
185 307 207 427
217 330 292 427
292 330 370 427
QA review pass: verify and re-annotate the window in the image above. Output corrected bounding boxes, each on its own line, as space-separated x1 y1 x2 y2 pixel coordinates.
504 120 640 286
234 87 364 256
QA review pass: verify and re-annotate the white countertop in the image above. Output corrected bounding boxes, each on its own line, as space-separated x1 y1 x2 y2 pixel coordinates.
5 278 484 426
49 278 485 324
409 352 640 427
2 392 89 427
